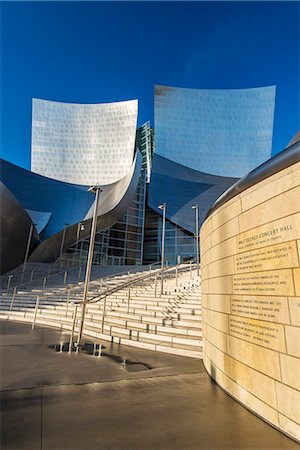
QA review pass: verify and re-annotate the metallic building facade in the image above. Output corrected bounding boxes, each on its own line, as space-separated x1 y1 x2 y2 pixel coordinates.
148 154 238 234
146 154 238 264
1 86 281 272
32 98 138 185
71 169 146 266
154 85 275 177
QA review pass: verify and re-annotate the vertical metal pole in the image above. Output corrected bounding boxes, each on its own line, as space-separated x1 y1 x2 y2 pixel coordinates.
30 270 35 284
64 271 68 286
101 295 107 332
73 222 81 264
66 286 71 316
160 203 166 295
78 266 82 282
7 275 13 291
69 304 78 354
32 296 40 330
127 286 130 313
47 264 51 277
195 206 200 277
176 267 178 287
42 277 47 293
154 275 157 298
10 287 17 311
79 240 83 264
59 224 67 263
77 186 101 347
21 222 34 285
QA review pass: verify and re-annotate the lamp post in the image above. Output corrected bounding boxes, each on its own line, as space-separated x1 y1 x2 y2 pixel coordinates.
20 222 35 284
158 203 166 295
74 222 85 263
77 184 102 348
192 205 200 277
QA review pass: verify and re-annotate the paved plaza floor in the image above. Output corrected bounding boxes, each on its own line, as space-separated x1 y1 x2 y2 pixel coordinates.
0 320 298 450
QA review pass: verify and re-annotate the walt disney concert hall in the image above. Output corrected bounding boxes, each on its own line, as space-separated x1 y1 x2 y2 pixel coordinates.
1 85 276 274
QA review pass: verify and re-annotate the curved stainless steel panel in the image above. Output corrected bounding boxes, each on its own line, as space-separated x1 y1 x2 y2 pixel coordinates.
155 84 275 178
31 98 138 185
0 182 39 274
28 152 142 262
205 140 300 219
25 209 52 234
0 159 94 240
148 154 238 233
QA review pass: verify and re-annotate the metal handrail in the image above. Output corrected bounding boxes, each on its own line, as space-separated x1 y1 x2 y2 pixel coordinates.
1 261 80 293
2 262 161 304
87 262 198 304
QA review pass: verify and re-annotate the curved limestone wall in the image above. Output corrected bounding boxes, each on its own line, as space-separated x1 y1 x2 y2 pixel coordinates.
200 157 300 442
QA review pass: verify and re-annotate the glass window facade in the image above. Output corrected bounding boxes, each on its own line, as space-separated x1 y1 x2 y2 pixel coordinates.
143 206 196 265
155 85 275 177
70 168 146 265
136 122 155 183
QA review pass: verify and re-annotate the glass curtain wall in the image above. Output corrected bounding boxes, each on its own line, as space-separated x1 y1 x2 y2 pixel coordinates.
71 169 146 265
143 206 196 265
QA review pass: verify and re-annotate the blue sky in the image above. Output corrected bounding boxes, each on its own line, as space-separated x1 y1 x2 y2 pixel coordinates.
1 1 299 170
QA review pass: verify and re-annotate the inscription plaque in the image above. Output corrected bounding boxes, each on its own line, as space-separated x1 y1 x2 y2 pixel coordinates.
229 316 286 352
231 295 290 324
233 269 294 296
237 214 300 253
235 241 298 273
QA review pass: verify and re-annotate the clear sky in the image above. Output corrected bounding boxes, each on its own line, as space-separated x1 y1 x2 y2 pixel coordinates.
1 1 299 170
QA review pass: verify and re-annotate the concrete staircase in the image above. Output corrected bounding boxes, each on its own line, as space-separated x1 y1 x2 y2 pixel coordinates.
0 265 202 358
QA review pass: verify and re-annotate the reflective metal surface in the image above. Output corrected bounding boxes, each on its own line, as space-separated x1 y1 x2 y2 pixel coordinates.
28 152 142 262
0 182 39 274
0 151 142 265
148 154 238 233
206 139 300 219
155 85 275 177
31 98 138 185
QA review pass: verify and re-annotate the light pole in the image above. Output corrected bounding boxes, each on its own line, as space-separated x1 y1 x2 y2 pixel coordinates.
77 184 102 348
158 203 166 295
20 222 35 284
192 205 200 277
74 222 85 263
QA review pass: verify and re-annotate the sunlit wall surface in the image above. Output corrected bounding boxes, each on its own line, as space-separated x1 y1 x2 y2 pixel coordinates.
31 98 138 185
155 85 275 177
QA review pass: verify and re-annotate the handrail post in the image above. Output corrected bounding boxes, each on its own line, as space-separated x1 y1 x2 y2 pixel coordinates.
30 270 35 284
69 304 78 354
42 277 47 293
78 266 82 282
66 286 71 316
101 295 107 333
7 274 13 291
127 286 130 313
32 295 40 330
154 275 157 298
64 271 68 286
10 287 17 311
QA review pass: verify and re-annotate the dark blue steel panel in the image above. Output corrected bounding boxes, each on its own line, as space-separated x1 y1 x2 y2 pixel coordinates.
148 154 238 233
0 159 93 240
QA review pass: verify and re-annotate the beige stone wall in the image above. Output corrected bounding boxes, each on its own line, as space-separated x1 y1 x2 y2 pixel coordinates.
200 161 300 442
